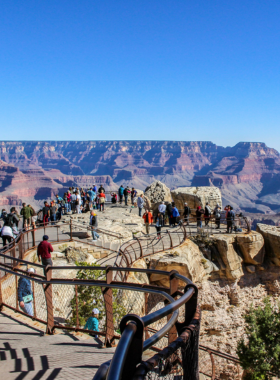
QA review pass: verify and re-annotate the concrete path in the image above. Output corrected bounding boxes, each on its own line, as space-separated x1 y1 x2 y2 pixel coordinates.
0 311 115 380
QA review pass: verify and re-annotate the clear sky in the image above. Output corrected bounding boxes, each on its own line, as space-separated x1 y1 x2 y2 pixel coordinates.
0 1 280 150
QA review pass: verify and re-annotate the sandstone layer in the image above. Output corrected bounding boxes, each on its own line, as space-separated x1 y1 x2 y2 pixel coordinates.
171 186 222 210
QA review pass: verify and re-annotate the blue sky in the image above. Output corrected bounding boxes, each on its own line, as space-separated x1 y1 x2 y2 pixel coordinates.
0 1 280 150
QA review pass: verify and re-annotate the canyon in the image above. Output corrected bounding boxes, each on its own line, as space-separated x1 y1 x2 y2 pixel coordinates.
1 140 280 214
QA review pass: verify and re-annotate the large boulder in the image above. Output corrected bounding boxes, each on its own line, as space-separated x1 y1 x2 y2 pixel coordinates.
256 224 280 265
171 186 222 211
144 181 172 205
236 232 265 265
148 239 207 287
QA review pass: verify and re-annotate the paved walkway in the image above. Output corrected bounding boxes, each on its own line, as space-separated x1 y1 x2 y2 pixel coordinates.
0 311 115 380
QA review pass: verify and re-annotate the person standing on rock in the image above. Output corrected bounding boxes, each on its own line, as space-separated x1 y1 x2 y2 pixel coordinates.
98 191 106 212
196 206 204 229
18 268 35 316
226 206 235 233
214 206 221 229
42 201 50 226
90 211 100 241
204 203 212 226
143 209 153 234
49 203 57 225
158 202 166 226
124 186 130 206
155 212 164 238
118 185 124 204
183 202 191 225
172 204 180 227
166 202 173 226
137 194 144 217
131 188 137 206
37 235 53 275
20 203 33 230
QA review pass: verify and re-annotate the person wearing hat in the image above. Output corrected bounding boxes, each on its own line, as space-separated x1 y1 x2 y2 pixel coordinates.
90 211 99 241
84 308 100 337
18 268 35 316
37 235 53 274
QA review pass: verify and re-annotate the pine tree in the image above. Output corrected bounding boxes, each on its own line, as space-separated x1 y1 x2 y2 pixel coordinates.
237 297 280 380
66 262 126 330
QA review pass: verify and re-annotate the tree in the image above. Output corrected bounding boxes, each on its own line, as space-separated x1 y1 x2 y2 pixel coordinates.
66 262 126 330
237 297 280 380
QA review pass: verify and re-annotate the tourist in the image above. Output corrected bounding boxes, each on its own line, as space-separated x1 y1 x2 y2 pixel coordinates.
137 194 144 217
98 191 106 212
166 202 173 226
90 211 100 241
98 184 105 194
155 212 164 238
1 224 18 247
83 200 90 213
42 201 50 226
111 192 117 204
18 268 35 316
204 203 212 226
183 202 191 225
20 203 33 230
49 203 57 225
227 206 235 233
4 207 20 229
28 205 37 229
172 204 180 227
87 188 96 209
76 191 82 214
0 209 7 220
84 308 100 338
224 205 230 219
214 206 221 229
93 184 97 193
37 235 53 274
196 206 204 229
56 201 63 220
143 209 153 234
124 186 130 206
131 188 137 206
71 191 77 213
56 194 63 203
118 185 124 204
158 202 166 225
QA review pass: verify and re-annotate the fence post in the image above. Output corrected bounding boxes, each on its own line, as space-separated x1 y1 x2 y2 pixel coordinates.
0 280 3 311
144 292 149 340
75 284 79 328
167 270 179 344
70 220 73 241
44 266 54 334
12 240 16 269
32 227 35 247
103 266 115 347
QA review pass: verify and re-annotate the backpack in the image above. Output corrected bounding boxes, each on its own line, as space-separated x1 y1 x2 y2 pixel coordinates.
5 214 14 227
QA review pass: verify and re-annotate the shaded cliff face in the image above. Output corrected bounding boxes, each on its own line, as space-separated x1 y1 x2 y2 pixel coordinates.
1 141 280 213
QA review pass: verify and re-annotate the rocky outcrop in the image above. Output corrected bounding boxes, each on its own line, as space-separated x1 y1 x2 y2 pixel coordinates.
148 240 207 287
144 181 172 204
236 232 265 265
171 186 222 210
256 224 280 265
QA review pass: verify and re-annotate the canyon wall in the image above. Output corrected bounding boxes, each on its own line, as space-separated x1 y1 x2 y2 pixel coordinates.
1 141 280 213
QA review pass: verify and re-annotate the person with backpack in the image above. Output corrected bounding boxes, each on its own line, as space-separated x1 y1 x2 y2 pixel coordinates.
37 235 53 274
118 185 124 204
183 203 191 225
227 206 235 233
204 203 212 226
18 268 35 316
172 204 180 227
20 203 33 230
5 207 19 229
214 205 221 229
98 184 105 194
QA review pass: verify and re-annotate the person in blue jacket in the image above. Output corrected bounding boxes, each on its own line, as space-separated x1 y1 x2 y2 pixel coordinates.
172 204 180 227
84 308 99 338
18 268 35 316
118 185 124 204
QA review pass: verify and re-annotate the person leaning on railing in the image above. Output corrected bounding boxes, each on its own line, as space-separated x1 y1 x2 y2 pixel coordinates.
18 268 35 316
37 235 53 274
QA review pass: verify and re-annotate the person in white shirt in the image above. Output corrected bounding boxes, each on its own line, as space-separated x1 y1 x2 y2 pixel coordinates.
158 202 166 226
76 192 81 214
71 192 77 213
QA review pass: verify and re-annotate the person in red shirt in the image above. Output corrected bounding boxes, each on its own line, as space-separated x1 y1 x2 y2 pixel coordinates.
37 235 53 274
98 192 106 212
143 209 153 234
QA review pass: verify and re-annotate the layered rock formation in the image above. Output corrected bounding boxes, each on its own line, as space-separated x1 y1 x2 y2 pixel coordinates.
1 140 280 214
171 186 222 210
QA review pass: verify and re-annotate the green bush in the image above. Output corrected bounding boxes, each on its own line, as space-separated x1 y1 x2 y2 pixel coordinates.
237 297 280 380
66 262 126 329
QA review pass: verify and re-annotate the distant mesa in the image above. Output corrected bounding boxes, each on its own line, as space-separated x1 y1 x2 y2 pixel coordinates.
1 140 280 213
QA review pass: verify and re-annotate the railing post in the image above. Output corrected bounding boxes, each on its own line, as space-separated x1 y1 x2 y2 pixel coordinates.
75 284 79 328
32 280 37 318
12 240 16 269
70 219 73 241
103 266 115 347
167 270 179 344
15 275 19 310
0 281 3 311
144 292 149 340
32 227 35 247
44 266 54 334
